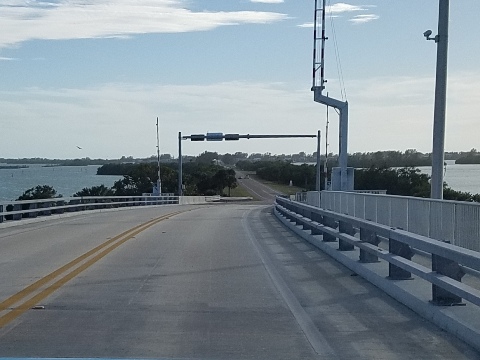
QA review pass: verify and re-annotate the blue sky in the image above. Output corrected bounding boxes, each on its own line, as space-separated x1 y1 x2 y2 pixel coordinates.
1 0 479 159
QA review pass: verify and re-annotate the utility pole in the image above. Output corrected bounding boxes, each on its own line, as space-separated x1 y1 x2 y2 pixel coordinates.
178 131 183 196
156 117 162 195
429 0 449 199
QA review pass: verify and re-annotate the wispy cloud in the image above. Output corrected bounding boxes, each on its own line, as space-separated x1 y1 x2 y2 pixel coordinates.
323 3 378 25
350 14 379 24
0 0 287 48
297 22 313 28
250 0 284 3
0 56 18 61
326 3 371 14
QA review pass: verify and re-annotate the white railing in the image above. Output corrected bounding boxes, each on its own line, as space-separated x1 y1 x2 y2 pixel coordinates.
0 195 179 223
311 191 480 252
274 196 480 352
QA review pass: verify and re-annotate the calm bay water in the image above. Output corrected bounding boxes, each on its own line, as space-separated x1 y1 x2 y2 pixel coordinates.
0 165 121 201
417 161 480 195
1 162 479 201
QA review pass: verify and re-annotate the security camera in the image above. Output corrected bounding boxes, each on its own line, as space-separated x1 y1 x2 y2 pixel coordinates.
423 30 433 38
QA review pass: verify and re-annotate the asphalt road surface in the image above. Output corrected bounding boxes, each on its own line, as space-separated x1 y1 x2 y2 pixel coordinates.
235 171 283 203
0 204 478 359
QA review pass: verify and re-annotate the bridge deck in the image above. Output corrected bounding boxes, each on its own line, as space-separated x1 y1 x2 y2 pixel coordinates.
0 204 478 359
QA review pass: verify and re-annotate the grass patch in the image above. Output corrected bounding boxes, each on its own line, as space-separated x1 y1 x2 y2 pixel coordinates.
223 185 257 199
260 181 304 196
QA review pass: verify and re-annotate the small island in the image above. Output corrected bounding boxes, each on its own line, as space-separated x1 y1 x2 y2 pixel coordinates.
455 149 480 164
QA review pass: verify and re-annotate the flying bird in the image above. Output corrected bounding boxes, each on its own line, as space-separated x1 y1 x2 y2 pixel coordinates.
76 146 82 150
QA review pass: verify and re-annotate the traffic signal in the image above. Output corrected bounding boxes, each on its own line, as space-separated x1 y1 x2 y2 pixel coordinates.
190 134 205 141
206 132 223 141
224 134 240 141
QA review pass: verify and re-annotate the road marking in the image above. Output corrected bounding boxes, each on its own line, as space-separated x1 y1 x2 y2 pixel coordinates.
0 210 185 328
242 208 337 358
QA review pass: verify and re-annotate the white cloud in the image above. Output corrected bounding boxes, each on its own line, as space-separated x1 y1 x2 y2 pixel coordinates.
0 82 321 158
0 57 17 61
324 3 378 24
297 22 313 28
0 0 287 48
250 0 284 3
349 14 379 24
1 72 479 158
326 3 370 14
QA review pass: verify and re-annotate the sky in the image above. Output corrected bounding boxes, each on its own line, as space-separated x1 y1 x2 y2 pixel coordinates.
1 0 480 159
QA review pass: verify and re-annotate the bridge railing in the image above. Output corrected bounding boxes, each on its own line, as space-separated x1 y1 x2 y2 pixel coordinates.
0 195 179 223
274 196 480 351
300 191 480 252
275 196 480 306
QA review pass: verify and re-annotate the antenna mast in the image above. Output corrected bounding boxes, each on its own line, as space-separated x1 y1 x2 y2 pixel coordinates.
312 0 327 91
311 0 350 191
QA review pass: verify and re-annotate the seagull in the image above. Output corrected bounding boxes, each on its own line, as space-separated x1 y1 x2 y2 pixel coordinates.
76 146 82 150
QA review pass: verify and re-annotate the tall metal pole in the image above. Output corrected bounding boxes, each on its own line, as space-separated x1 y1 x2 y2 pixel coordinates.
178 131 183 197
430 0 449 199
339 105 349 191
312 0 349 191
156 117 162 195
324 103 329 190
316 130 321 191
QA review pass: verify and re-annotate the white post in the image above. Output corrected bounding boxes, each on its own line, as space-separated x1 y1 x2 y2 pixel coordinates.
316 130 321 191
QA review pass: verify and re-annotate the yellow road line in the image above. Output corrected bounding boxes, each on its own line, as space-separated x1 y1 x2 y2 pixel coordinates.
0 210 185 328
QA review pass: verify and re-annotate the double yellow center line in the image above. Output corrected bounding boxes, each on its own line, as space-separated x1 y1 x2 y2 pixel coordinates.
0 210 185 328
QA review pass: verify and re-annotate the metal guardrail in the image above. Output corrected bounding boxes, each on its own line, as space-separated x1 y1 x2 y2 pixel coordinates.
275 196 480 352
318 191 480 252
0 195 179 223
275 196 480 307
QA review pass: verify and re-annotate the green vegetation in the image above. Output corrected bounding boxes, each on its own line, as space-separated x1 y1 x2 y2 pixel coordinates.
236 160 321 191
224 185 254 198
74 185 114 197
455 148 480 164
355 166 480 202
17 185 60 200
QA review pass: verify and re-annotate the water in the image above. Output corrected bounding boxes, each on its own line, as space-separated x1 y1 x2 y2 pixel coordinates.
0 165 122 201
417 161 480 195
1 162 479 201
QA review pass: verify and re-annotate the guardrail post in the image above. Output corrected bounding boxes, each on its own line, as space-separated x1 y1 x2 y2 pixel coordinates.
29 203 38 218
310 211 323 235
322 216 337 242
338 220 355 251
359 227 380 263
431 253 465 306
0 205 3 223
13 204 22 220
388 237 414 280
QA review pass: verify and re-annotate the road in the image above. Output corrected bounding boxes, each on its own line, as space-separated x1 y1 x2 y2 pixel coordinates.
0 205 478 359
235 170 284 203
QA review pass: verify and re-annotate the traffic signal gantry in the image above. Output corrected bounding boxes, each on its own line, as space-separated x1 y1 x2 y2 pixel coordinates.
177 132 320 196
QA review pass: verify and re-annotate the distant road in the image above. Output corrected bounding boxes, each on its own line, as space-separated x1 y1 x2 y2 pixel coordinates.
235 170 284 203
0 205 477 359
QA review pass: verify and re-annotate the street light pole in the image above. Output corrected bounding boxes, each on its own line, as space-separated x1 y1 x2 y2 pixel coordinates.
178 131 183 197
430 0 449 199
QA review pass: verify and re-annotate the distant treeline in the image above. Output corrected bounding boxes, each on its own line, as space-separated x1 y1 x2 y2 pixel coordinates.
238 159 480 202
455 149 480 164
237 160 321 191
